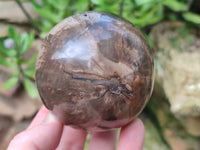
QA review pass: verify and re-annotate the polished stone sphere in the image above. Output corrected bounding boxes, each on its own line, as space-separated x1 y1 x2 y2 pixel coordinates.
36 11 154 131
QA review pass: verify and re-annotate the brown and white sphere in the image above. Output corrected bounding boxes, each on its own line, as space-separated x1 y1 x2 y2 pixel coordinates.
36 11 154 131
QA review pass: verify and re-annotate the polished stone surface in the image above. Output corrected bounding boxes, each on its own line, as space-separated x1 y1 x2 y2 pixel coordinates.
36 11 154 131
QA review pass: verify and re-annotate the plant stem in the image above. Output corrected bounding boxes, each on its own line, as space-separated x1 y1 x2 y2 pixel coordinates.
187 0 194 10
88 0 93 11
15 0 32 23
15 0 40 32
119 0 125 17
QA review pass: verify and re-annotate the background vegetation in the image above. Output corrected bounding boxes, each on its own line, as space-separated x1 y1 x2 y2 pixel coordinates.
0 0 199 97
0 0 199 149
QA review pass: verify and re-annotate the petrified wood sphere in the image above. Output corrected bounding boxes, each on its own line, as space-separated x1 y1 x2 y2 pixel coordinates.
36 11 154 131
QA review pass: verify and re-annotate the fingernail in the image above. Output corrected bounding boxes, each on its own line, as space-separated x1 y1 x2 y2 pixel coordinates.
43 112 59 124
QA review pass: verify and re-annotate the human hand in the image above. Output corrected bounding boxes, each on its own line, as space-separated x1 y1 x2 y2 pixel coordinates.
8 106 144 150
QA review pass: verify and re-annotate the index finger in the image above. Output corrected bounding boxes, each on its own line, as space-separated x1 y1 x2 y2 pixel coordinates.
28 105 50 129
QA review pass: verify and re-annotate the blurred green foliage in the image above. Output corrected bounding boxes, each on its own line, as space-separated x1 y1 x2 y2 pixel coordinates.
30 0 200 38
0 27 38 98
30 0 91 37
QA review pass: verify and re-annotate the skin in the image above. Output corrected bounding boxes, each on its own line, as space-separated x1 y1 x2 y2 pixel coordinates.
7 106 144 150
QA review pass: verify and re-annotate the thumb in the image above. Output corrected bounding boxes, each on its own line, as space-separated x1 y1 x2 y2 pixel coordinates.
8 113 63 150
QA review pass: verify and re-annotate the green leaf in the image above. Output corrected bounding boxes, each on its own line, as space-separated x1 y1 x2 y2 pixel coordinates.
26 53 38 66
32 5 62 23
0 55 11 67
30 0 39 7
19 31 34 55
29 31 35 44
17 58 25 65
93 1 119 14
39 19 54 37
163 0 188 12
46 0 70 11
167 13 177 20
0 41 7 52
8 26 16 39
2 49 17 57
24 65 36 79
19 33 29 54
135 0 158 6
0 42 16 57
182 12 200 24
8 26 19 46
3 76 18 90
70 0 89 13
23 78 38 98
91 0 105 5
126 4 164 28
134 3 154 17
